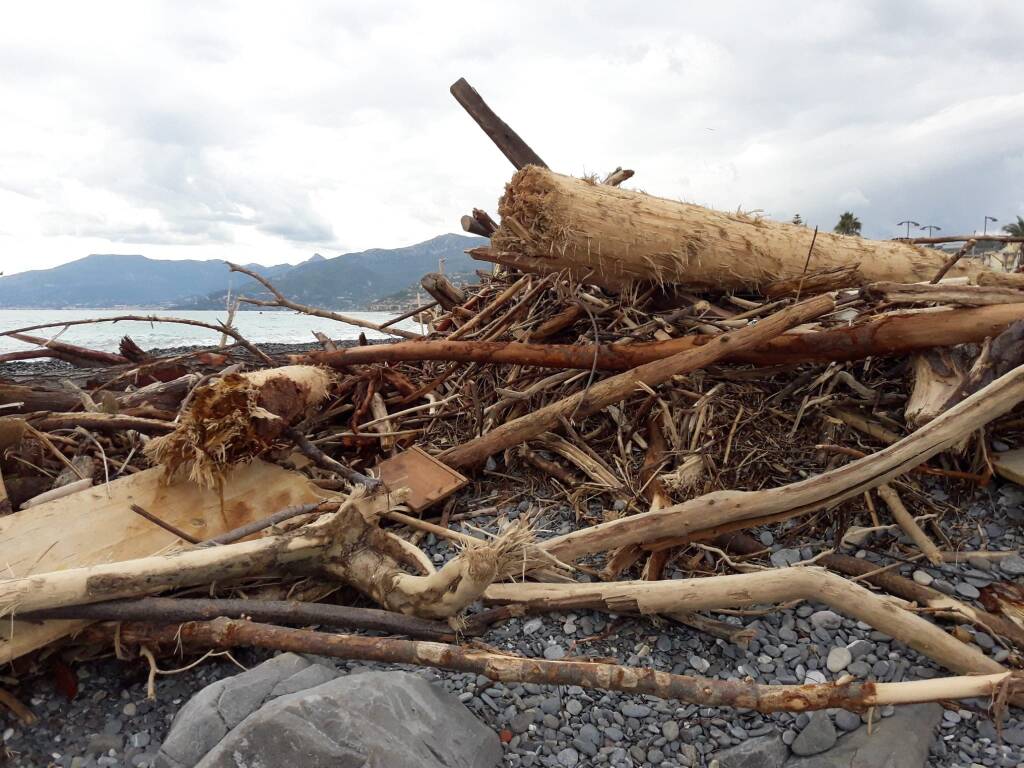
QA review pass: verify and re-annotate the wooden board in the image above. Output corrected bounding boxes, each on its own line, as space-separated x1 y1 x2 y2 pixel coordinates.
993 448 1024 485
375 447 468 512
0 460 326 662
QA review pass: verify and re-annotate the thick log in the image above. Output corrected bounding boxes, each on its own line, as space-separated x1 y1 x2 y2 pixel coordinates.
486 166 992 291
97 618 1021 712
295 303 1024 371
420 272 466 310
439 295 834 470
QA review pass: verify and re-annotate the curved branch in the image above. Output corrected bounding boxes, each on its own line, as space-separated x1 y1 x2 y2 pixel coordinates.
227 262 422 340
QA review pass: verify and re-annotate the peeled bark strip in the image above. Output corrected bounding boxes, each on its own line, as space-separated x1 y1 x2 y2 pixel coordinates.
485 166 990 292
440 295 834 469
101 618 1023 712
539 364 1024 563
864 281 1024 306
297 303 1024 371
484 568 1005 679
145 365 332 487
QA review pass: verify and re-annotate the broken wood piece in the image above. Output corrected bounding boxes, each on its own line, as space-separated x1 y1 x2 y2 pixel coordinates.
420 272 466 310
992 448 1024 485
374 447 468 512
0 460 325 662
7 332 129 367
876 484 943 565
865 280 1024 306
99 618 1023 712
449 77 547 170
145 365 333 487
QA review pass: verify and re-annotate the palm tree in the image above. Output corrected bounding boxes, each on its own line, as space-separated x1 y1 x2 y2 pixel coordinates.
1002 216 1024 237
834 212 862 236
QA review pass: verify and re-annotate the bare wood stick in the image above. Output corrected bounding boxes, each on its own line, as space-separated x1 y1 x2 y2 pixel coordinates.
449 77 546 170
21 597 459 641
904 234 1024 245
446 274 532 341
539 364 1024 564
484 568 1005 679
199 502 329 547
379 300 439 330
876 484 943 565
439 294 835 470
226 262 421 340
1 314 274 366
295 302 1024 370
284 427 382 490
129 504 200 544
29 412 174 435
931 239 977 283
100 618 1022 712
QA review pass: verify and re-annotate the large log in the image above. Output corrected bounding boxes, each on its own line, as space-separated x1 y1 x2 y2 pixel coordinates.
484 166 991 291
295 303 1024 371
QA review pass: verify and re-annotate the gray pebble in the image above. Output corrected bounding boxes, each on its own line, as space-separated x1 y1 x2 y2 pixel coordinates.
556 746 579 766
912 570 934 586
999 554 1024 575
543 645 566 660
835 710 862 732
810 610 842 630
826 646 852 673
955 583 981 599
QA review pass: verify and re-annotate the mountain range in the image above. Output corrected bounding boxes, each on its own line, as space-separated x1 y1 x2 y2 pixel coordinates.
0 234 486 310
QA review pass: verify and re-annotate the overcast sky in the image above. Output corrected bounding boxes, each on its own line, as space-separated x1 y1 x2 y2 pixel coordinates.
1 2 1022 276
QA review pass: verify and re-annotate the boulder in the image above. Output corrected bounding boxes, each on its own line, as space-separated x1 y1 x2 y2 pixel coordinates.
158 656 501 768
786 703 942 767
712 734 788 768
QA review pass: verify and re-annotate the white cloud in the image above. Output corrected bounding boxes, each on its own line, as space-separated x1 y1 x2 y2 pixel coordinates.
0 0 1022 274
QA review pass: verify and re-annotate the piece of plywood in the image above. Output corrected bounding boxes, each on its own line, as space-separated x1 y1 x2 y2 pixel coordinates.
0 459 326 662
993 448 1024 485
375 447 468 512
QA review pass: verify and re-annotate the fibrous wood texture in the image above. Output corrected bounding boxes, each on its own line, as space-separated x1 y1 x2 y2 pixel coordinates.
484 166 991 291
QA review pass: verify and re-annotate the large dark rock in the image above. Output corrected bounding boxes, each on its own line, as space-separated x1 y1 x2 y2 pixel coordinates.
713 734 788 767
790 711 837 756
786 704 942 768
157 655 501 768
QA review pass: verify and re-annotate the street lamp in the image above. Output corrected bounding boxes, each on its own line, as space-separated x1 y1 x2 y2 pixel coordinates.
920 224 942 237
984 216 998 235
898 220 920 239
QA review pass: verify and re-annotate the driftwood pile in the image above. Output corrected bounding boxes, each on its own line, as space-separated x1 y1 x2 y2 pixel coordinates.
2 79 1024 729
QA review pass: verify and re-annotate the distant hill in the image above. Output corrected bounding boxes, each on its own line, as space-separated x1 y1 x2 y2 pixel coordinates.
0 254 291 309
0 234 487 310
175 233 487 311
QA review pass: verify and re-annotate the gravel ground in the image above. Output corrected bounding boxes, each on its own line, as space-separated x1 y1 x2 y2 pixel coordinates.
3 486 1024 767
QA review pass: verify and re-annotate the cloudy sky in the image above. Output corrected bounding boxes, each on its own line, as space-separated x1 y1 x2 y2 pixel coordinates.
1 1 1022 275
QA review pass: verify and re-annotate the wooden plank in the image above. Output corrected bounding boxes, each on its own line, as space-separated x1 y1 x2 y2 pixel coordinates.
375 447 468 513
0 460 326 662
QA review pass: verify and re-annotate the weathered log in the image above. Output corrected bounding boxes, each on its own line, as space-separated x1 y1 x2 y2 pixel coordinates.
449 77 546 170
537 364 1024 563
28 412 174 435
145 365 333 487
484 166 992 292
439 295 834 470
484 568 1005 679
864 281 1024 306
7 332 128 367
295 303 1024 371
95 618 1023 712
420 272 466 310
